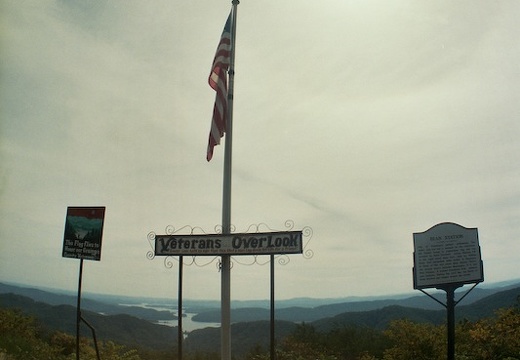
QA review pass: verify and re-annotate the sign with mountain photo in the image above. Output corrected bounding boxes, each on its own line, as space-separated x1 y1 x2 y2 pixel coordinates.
62 207 106 261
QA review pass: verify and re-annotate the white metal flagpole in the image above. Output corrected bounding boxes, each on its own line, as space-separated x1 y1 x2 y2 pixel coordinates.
221 1 238 360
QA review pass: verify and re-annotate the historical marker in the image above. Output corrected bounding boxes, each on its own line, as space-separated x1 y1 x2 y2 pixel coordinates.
413 222 483 289
413 222 484 360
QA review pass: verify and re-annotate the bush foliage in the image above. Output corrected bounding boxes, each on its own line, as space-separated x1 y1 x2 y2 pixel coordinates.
1 301 518 360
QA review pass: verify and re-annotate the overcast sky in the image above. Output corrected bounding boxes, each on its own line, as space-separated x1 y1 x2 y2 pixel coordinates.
1 1 519 301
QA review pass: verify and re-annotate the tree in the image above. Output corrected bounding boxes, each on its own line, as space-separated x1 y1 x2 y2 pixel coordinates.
323 326 389 360
275 323 337 360
457 305 520 360
0 308 64 359
0 308 144 360
381 319 445 360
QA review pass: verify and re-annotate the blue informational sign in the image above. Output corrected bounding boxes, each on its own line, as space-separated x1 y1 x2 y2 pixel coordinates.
62 207 106 261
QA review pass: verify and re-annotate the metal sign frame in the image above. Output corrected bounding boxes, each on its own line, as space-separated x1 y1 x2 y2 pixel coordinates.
412 222 484 360
62 206 106 261
154 230 303 256
413 222 483 290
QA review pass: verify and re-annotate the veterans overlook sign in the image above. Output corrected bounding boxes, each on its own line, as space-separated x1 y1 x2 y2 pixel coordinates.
155 230 303 256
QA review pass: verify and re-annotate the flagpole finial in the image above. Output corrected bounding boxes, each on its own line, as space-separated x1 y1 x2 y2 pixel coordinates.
232 0 239 5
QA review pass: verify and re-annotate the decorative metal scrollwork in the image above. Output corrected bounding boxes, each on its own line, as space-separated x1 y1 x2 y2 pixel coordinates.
146 231 156 261
146 220 313 270
302 225 314 260
147 225 221 269
228 220 312 267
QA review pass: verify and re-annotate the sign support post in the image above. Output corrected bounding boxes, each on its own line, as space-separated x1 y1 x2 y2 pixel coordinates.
178 255 183 360
154 230 303 358
446 286 455 360
270 254 275 360
149 223 313 360
412 222 484 360
76 258 83 360
442 284 460 360
62 206 106 360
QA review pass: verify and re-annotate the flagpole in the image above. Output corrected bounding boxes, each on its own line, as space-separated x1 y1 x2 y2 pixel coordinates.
221 2 238 360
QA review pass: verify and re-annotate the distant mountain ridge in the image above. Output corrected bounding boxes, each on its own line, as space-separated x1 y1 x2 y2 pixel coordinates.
0 293 176 350
2 279 519 311
0 282 175 322
192 282 520 323
2 280 520 324
187 285 519 356
0 282 518 355
312 286 520 331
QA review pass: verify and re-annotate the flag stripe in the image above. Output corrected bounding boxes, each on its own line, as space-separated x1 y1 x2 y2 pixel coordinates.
207 13 232 161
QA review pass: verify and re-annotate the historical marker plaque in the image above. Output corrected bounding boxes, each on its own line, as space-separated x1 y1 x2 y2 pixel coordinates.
62 207 106 261
413 222 483 289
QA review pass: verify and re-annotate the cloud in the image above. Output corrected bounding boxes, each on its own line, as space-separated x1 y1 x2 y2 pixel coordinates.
1 0 519 300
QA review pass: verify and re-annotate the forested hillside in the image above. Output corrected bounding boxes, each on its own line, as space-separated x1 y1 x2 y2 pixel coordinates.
1 300 519 360
0 283 518 359
0 283 175 322
0 293 176 351
192 283 520 323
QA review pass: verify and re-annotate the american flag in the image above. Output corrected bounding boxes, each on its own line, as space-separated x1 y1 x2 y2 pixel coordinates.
207 13 232 162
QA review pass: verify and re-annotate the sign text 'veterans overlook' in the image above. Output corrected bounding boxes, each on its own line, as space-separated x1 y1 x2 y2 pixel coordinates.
155 231 303 256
